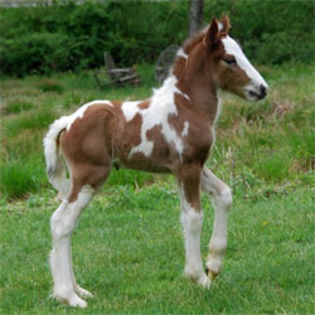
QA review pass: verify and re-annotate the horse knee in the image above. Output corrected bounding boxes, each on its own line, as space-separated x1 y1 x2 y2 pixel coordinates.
50 202 75 239
214 186 232 210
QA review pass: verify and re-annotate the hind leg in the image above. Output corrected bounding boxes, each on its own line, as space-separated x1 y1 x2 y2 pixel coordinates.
69 244 93 299
50 164 110 307
50 186 94 308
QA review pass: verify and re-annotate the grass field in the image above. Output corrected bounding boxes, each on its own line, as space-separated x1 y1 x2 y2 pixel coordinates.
0 63 314 313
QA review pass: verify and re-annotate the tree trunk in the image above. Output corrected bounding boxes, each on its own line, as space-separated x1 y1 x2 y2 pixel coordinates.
189 0 204 36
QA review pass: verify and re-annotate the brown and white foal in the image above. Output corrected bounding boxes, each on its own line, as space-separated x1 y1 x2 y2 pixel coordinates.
44 15 268 308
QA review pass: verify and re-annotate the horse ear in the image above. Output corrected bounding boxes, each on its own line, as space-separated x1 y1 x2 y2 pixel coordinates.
204 17 219 51
220 13 231 34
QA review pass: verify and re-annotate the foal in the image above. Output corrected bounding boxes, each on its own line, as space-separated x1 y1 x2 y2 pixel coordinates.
44 15 268 308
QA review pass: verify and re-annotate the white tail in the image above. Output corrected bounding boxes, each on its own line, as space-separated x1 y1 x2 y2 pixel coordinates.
43 115 70 198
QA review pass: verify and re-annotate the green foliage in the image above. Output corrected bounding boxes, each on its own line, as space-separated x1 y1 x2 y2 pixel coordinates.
2 107 56 137
36 79 64 93
3 100 33 114
254 154 291 183
0 0 187 76
0 0 313 76
0 156 44 199
106 169 154 188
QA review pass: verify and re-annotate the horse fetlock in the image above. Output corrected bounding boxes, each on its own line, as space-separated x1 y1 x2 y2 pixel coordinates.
185 266 211 289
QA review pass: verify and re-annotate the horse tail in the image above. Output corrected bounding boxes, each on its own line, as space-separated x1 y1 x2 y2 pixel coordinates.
43 116 70 198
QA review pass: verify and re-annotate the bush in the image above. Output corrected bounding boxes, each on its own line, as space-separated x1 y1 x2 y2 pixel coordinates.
0 0 313 76
206 0 315 64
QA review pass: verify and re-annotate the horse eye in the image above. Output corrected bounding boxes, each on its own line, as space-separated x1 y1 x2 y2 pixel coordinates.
223 58 236 65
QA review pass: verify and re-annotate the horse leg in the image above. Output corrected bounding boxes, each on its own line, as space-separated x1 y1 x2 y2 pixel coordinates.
50 164 110 307
201 167 232 279
177 165 211 289
69 244 94 299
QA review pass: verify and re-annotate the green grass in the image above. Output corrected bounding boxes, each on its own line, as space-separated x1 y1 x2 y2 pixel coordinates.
0 186 313 313
0 63 314 313
36 79 64 94
0 158 39 199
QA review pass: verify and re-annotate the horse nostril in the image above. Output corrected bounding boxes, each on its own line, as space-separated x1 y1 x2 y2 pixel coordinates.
260 85 267 98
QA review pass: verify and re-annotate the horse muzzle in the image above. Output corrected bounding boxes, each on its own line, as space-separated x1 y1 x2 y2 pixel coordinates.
245 83 268 101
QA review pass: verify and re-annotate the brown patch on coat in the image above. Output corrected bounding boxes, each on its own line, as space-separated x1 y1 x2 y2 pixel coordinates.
172 29 206 80
113 111 142 164
176 163 203 211
169 94 213 165
214 61 250 97
172 57 187 81
61 104 115 202
138 99 150 110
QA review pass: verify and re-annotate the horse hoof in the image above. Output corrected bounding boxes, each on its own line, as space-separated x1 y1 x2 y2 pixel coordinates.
197 274 211 289
205 267 219 280
69 294 87 308
55 292 87 308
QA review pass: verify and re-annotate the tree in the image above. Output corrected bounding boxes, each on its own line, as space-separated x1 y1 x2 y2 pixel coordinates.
189 0 204 36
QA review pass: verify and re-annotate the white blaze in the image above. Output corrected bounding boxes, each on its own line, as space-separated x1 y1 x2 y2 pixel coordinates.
222 36 268 89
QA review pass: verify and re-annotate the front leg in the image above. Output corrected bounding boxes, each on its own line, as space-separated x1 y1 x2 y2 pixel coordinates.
176 164 210 289
201 167 232 279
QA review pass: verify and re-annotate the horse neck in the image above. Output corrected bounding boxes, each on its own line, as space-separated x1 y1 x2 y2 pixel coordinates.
173 47 219 124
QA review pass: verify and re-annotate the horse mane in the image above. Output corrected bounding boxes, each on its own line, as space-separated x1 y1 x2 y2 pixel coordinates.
182 27 208 54
170 28 208 80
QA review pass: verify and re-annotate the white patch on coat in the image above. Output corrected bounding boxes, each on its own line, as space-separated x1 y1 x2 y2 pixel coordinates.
176 48 188 59
182 121 189 137
67 100 113 131
121 76 189 158
221 36 268 90
121 101 141 122
180 91 190 101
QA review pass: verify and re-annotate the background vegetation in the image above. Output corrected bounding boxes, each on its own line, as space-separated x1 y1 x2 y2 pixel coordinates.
0 0 314 313
1 0 314 76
